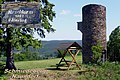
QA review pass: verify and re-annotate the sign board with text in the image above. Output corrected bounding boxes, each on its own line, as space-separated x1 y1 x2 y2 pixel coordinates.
2 2 40 27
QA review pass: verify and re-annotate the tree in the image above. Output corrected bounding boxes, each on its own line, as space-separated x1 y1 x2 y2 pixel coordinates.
0 0 56 70
107 26 120 62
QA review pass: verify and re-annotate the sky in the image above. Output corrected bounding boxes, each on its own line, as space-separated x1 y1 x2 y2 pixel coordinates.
34 0 120 41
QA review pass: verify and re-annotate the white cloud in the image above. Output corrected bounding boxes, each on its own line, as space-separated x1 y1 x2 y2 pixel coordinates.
73 14 81 17
60 10 70 15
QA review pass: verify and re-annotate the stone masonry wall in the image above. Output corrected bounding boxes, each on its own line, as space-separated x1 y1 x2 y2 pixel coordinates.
78 4 106 63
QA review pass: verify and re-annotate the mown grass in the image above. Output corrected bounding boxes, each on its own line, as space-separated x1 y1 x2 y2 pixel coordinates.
15 55 82 69
1 55 120 80
5 56 82 80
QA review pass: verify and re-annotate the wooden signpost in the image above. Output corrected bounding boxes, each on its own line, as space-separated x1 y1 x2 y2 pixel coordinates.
1 1 40 27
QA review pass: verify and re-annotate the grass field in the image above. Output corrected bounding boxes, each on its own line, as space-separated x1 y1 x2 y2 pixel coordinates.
1 55 120 80
15 55 82 69
6 56 82 80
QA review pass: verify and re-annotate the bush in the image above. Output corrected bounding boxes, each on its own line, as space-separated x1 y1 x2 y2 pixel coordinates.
14 51 41 61
91 42 103 64
79 62 120 80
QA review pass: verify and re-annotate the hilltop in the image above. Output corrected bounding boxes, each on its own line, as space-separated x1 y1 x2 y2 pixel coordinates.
13 40 82 60
26 40 82 58
40 40 82 53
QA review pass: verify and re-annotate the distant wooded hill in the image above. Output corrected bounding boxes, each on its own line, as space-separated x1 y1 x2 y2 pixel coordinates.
39 40 82 58
40 40 82 53
14 40 82 59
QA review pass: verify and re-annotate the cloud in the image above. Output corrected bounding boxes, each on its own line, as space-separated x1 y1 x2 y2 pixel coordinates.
73 14 81 17
60 10 70 15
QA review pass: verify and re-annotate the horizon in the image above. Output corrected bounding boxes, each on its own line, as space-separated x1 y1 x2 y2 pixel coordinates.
34 0 120 41
41 40 82 41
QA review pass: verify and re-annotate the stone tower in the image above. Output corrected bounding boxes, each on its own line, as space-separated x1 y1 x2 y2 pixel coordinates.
77 4 107 63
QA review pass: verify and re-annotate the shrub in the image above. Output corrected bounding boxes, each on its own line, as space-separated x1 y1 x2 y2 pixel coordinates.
79 62 120 80
91 42 103 64
92 43 102 63
14 51 41 61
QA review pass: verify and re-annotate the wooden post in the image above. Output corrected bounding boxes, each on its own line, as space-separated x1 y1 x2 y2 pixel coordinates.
68 49 81 70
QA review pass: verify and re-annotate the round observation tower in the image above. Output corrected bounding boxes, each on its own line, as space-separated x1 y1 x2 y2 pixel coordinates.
77 4 106 63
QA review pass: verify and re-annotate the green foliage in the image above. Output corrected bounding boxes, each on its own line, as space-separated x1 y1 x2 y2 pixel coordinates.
107 26 120 62
92 42 103 64
0 0 56 54
0 0 56 70
79 62 120 80
0 0 55 50
0 28 42 56
0 55 6 62
14 51 41 61
0 77 7 80
0 62 5 78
